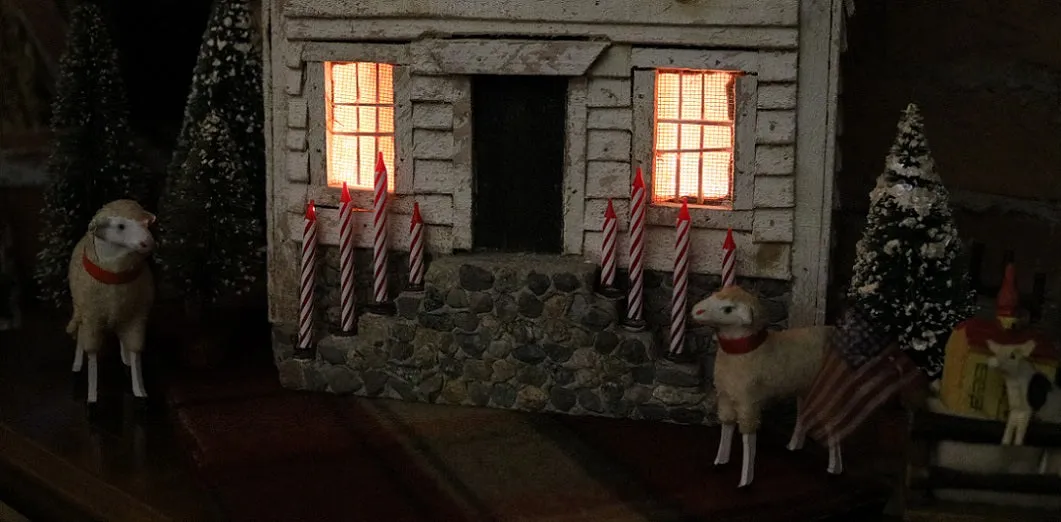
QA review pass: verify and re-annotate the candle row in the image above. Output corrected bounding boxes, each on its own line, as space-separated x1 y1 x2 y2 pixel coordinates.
298 151 426 351
597 167 738 354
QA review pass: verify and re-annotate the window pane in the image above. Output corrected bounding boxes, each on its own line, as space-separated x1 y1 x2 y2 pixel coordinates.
327 134 363 188
330 63 360 104
678 152 700 199
703 125 732 149
377 64 395 104
679 72 703 120
703 73 732 122
679 123 701 150
357 63 378 104
331 105 358 133
378 106 395 133
653 152 678 202
358 135 376 188
702 152 731 199
657 122 678 152
358 106 378 133
379 136 396 192
656 72 680 120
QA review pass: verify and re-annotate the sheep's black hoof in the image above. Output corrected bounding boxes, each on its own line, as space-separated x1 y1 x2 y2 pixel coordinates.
71 371 86 398
85 402 101 422
130 397 151 416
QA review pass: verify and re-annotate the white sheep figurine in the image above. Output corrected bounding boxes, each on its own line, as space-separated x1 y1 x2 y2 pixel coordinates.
691 284 840 487
67 199 156 406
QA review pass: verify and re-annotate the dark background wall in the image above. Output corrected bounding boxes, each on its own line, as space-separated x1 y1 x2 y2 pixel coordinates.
1 0 214 299
830 0 1061 318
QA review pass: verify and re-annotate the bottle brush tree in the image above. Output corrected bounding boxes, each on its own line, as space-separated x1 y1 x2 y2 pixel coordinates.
847 103 979 378
156 0 266 310
159 112 264 308
34 1 151 308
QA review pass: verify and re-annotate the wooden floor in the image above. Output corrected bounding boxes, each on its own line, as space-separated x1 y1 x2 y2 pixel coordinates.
0 312 905 522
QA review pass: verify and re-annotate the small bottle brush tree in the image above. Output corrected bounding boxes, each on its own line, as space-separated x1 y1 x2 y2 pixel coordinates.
158 112 264 308
34 1 151 307
847 103 978 378
157 0 266 311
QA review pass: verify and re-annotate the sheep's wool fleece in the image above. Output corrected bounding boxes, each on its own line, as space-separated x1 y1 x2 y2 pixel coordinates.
714 326 834 405
67 200 155 338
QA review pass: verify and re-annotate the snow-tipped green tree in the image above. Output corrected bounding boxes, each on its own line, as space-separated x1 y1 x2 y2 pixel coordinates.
157 0 265 307
34 1 151 308
158 112 264 306
847 103 978 378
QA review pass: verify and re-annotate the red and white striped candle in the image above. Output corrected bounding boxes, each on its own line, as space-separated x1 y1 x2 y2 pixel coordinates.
372 151 389 305
669 199 691 354
600 198 617 289
722 228 736 288
408 201 425 289
338 183 356 333
626 167 647 324
298 200 318 350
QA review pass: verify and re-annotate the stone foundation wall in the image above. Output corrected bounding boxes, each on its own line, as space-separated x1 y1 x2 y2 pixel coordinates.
274 254 792 425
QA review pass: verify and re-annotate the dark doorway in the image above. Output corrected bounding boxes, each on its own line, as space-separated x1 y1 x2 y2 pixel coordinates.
471 75 567 253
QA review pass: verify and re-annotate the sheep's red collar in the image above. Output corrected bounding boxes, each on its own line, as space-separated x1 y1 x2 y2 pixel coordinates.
716 330 769 355
82 249 143 285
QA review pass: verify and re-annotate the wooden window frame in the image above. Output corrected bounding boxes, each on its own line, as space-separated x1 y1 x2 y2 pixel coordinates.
303 50 413 210
633 66 756 212
323 61 397 192
650 68 739 207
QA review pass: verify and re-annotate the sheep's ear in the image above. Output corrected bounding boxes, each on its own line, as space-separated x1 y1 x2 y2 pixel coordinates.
90 217 110 239
1017 340 1037 358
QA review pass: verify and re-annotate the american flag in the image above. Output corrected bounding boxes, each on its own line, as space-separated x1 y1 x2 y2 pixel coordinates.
799 307 923 445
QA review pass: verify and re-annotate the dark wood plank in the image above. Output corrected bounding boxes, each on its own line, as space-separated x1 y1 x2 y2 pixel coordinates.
910 411 1061 447
908 466 1061 496
0 424 173 522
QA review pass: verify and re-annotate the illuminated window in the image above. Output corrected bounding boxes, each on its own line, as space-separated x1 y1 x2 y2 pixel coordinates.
325 62 396 191
652 69 737 206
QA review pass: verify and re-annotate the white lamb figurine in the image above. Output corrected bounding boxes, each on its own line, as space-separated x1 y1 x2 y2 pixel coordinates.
691 285 839 488
67 199 156 406
985 339 1061 475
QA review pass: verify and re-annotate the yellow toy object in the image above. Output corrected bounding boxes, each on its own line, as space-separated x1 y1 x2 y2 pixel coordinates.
939 263 1059 420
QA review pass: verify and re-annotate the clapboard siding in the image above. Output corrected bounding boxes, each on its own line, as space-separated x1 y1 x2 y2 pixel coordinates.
757 83 797 110
584 161 632 198
412 159 456 193
412 102 453 130
586 130 631 162
587 107 632 131
755 110 796 144
587 78 631 108
283 0 800 27
289 208 454 252
582 197 754 232
286 20 799 49
583 227 790 279
755 145 796 175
